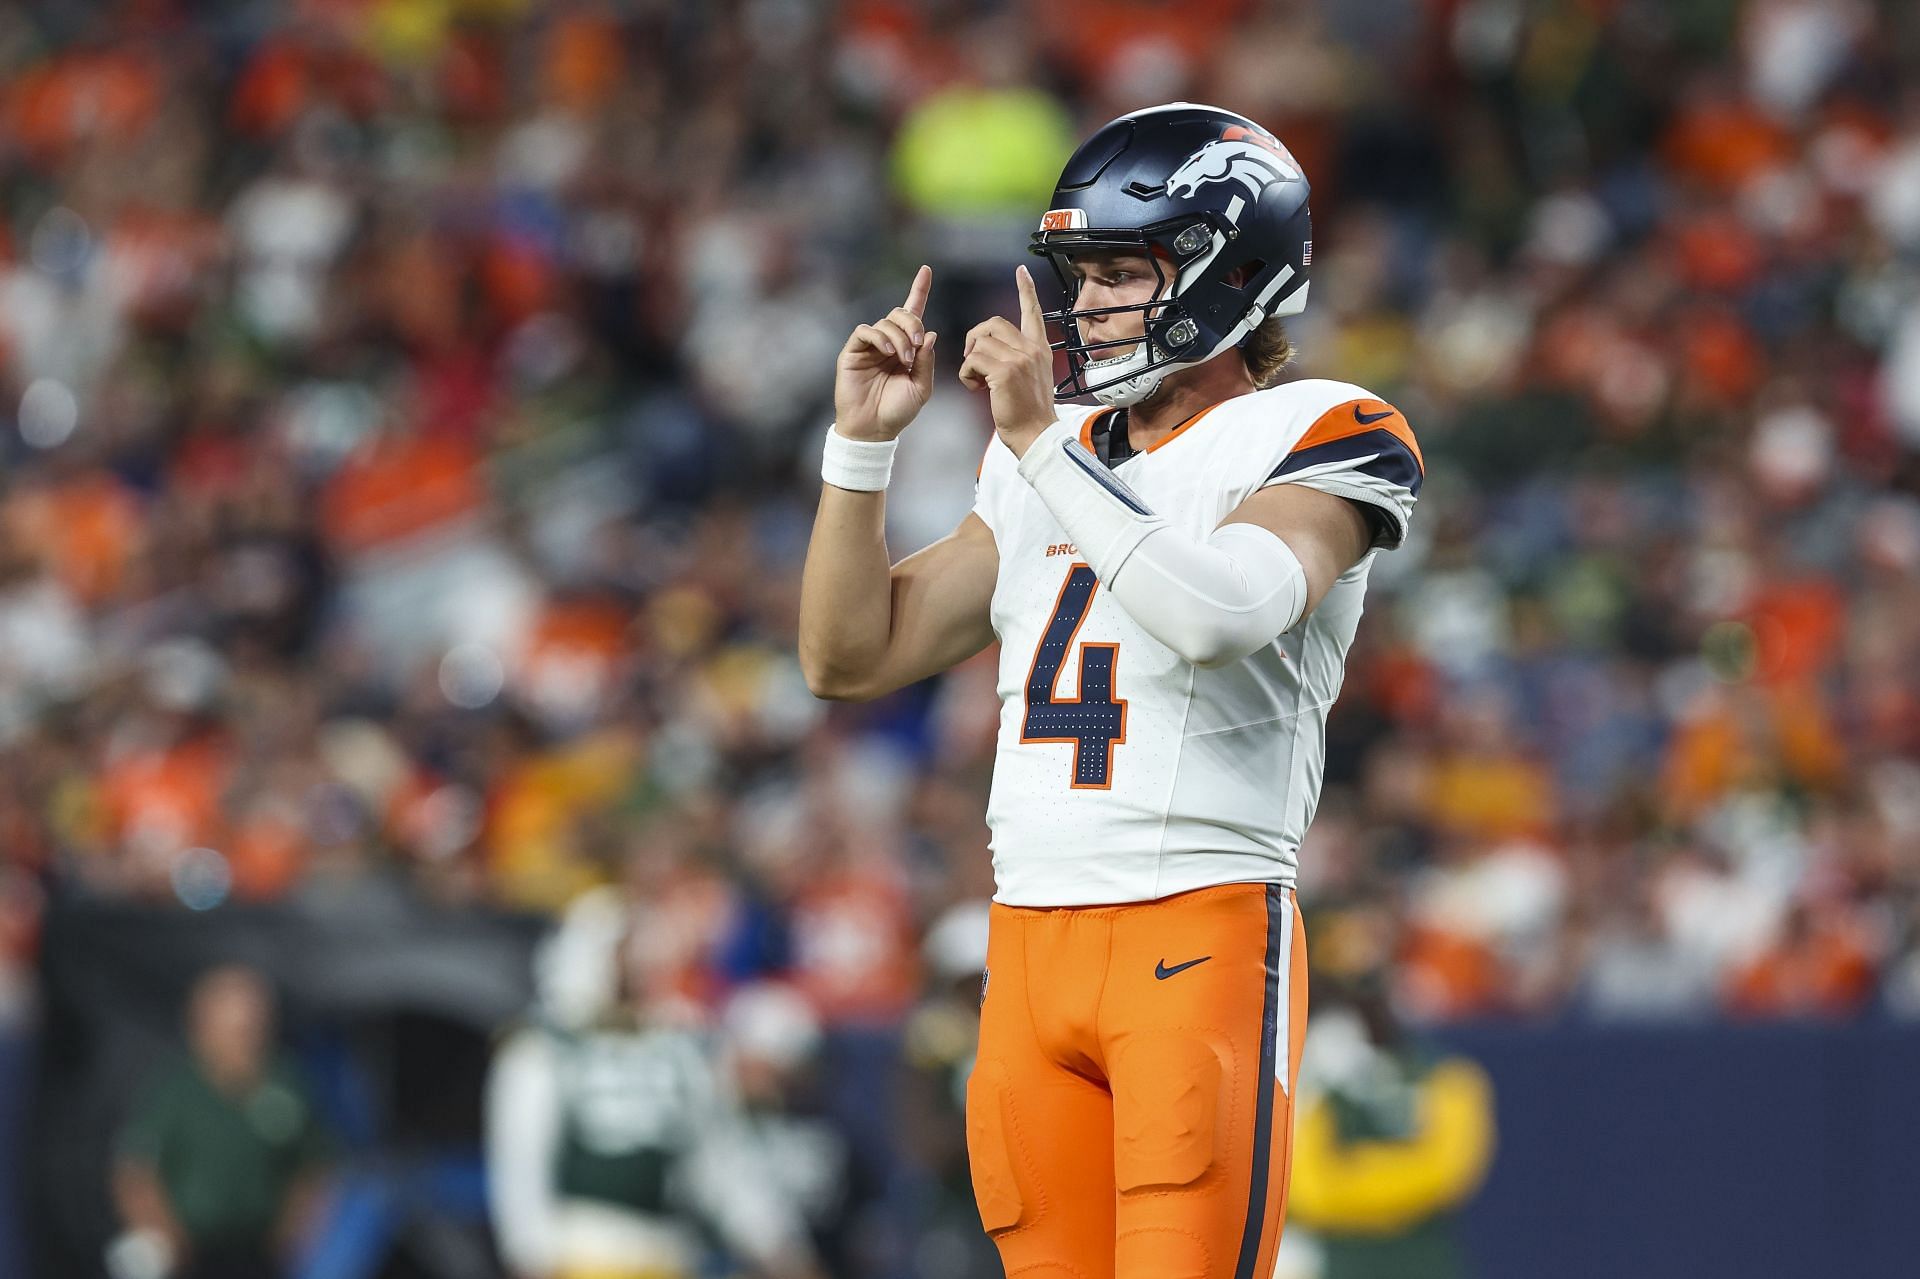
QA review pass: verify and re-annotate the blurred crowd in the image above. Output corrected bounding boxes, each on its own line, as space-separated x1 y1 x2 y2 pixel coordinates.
4 0 1920 1269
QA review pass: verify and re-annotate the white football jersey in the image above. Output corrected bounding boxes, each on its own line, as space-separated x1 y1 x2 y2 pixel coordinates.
971 379 1422 907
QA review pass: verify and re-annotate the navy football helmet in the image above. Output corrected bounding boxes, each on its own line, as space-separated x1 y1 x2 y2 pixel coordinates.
1029 103 1313 406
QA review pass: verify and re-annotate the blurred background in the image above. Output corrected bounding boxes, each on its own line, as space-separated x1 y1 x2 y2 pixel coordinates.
2 1 1919 1277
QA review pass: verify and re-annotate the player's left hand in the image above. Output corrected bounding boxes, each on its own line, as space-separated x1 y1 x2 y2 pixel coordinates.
959 265 1057 458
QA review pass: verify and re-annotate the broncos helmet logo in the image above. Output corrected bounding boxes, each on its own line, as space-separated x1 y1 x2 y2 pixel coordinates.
1165 126 1302 203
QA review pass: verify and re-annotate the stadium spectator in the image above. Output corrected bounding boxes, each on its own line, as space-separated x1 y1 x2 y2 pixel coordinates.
892 900 999 1279
110 966 328 1279
1289 956 1496 1279
486 888 826 1279
716 983 855 1272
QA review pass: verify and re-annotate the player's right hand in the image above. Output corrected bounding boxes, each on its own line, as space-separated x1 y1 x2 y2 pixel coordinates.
834 265 937 442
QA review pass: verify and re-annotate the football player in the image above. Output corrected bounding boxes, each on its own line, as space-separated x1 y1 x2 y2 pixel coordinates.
799 102 1422 1279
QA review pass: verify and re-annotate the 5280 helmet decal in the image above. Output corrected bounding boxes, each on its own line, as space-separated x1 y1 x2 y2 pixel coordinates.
1029 104 1314 407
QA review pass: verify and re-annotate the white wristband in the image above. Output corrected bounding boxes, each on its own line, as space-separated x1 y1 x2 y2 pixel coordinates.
821 424 898 491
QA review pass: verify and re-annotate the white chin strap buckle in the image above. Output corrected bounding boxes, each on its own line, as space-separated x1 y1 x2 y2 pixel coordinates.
1094 373 1162 407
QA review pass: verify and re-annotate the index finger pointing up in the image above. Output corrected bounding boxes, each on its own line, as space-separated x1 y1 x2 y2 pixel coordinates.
1016 265 1046 344
904 264 933 319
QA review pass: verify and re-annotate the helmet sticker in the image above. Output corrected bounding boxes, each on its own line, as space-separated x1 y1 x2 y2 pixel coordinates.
1038 208 1089 232
1166 128 1302 203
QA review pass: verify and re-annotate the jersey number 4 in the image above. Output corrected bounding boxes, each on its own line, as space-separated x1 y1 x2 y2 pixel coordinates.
1021 564 1128 789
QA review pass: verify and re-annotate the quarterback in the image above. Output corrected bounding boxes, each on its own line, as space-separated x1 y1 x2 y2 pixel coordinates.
799 103 1422 1279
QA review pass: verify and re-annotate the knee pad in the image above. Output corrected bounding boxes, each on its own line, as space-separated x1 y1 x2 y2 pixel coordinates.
1112 1037 1225 1193
965 1057 1030 1234
1116 1225 1212 1279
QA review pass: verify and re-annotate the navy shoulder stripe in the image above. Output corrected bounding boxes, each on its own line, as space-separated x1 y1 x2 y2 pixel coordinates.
1267 428 1423 497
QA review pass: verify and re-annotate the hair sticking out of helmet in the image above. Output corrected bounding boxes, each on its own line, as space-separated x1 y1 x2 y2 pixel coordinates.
1029 103 1313 405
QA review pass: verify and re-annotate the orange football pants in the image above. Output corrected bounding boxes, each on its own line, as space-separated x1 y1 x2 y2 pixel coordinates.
967 882 1308 1279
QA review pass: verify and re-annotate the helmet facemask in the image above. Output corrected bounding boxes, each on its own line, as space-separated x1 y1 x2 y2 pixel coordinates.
1031 214 1276 407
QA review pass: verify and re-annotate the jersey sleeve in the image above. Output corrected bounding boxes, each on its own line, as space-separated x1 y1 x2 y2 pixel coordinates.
1259 395 1423 551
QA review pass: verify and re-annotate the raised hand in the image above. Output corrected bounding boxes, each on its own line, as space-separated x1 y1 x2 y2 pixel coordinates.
958 265 1057 458
834 265 937 442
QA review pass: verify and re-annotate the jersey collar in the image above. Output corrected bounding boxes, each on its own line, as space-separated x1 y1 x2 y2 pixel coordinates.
1079 402 1228 469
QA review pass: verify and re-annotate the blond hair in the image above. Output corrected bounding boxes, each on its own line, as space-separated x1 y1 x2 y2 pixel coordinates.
1242 317 1295 389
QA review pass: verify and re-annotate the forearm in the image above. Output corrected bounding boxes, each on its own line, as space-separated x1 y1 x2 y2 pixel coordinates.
798 481 897 696
487 1032 562 1278
276 1174 328 1254
1288 1066 1496 1231
114 1161 184 1248
681 1130 823 1279
1015 422 1306 667
1108 523 1307 667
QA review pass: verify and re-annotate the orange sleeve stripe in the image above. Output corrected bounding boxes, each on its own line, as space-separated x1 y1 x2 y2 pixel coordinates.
1293 400 1425 475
